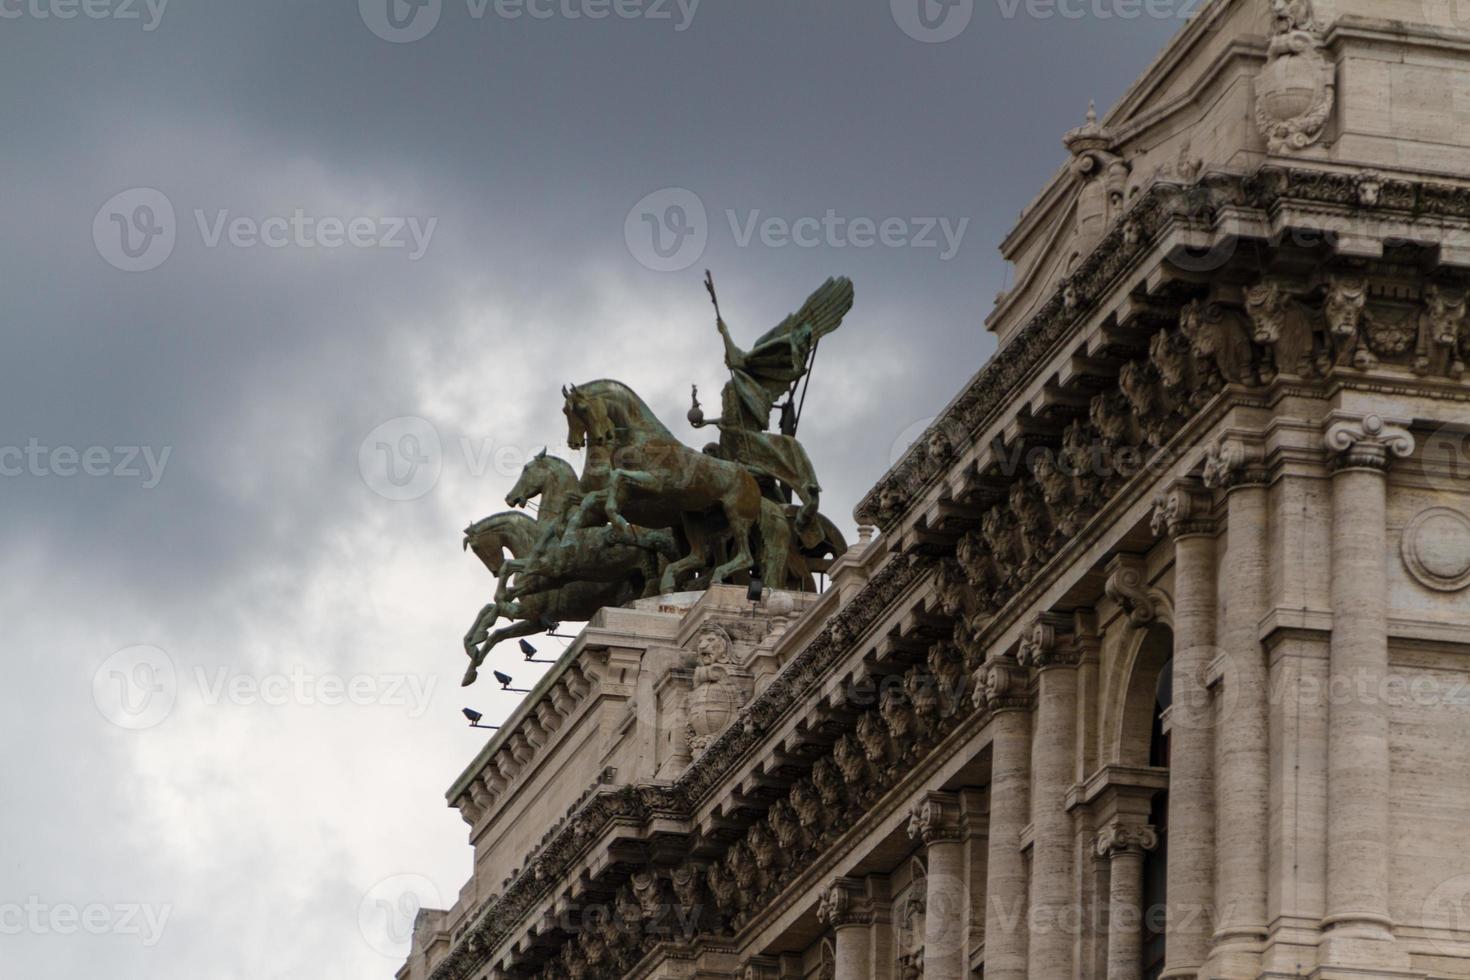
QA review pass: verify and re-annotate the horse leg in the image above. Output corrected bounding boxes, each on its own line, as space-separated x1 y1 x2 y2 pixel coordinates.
464 602 499 658
562 491 607 539
495 558 528 605
636 551 662 599
470 618 548 686
710 514 756 584
462 598 519 686
603 468 660 541
711 484 759 584
660 517 706 593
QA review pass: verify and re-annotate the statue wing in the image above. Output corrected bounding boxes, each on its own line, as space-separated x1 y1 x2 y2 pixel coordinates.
752 276 854 349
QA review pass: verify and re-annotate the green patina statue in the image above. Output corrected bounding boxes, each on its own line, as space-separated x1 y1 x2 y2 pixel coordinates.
460 274 853 686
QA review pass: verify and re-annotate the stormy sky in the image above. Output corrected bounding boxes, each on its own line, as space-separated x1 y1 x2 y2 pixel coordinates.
1 1 1185 976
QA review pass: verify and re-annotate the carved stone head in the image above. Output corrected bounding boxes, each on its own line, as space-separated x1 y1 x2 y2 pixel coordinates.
693 623 734 666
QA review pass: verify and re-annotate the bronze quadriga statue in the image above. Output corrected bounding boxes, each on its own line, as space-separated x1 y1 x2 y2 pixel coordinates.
460 276 852 686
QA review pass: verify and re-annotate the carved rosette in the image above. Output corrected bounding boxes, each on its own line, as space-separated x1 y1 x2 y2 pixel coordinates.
1094 822 1159 859
817 878 873 930
907 792 965 845
1323 414 1415 473
1149 480 1215 539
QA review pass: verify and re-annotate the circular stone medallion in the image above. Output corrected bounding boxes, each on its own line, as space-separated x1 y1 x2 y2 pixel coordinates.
1402 507 1470 592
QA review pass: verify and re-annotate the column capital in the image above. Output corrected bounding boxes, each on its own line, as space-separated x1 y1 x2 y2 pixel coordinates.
1094 821 1159 858
974 654 1032 713
907 790 966 845
1150 479 1216 539
1016 611 1081 670
1202 431 1270 490
740 955 781 980
1323 413 1414 473
817 877 873 929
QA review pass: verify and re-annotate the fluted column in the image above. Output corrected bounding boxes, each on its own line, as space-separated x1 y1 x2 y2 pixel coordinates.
818 877 873 979
1320 414 1413 966
1017 613 1080 979
908 792 967 980
1150 482 1216 979
978 655 1032 980
1202 440 1271 971
1096 822 1160 980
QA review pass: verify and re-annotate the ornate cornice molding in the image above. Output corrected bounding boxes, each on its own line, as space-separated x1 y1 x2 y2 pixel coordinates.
857 164 1470 531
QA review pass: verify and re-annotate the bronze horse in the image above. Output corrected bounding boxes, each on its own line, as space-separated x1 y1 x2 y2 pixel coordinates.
561 380 762 592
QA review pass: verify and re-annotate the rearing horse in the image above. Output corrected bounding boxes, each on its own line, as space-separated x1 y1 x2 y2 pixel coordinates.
498 449 675 601
460 510 640 686
562 380 761 592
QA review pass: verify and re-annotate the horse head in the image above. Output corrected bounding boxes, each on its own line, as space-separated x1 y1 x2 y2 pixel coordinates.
562 383 615 448
506 448 549 508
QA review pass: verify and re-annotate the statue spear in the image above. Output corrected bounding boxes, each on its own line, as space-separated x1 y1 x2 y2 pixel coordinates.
704 268 722 322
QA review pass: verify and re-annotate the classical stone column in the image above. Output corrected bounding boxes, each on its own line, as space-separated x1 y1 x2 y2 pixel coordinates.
1017 613 1079 978
817 877 873 979
1095 822 1159 980
1202 442 1270 970
1320 414 1413 964
908 792 967 980
977 654 1032 980
1149 482 1216 978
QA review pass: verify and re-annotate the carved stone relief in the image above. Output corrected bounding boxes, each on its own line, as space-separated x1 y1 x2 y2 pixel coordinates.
1402 507 1470 592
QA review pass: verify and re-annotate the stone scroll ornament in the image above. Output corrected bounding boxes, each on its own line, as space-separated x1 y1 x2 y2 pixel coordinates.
1255 0 1335 154
458 276 853 687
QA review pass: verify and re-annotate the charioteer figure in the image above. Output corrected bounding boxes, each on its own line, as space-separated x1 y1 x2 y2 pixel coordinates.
689 272 853 533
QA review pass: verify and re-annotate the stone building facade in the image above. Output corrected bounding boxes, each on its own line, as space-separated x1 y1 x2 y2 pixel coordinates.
401 1 1470 977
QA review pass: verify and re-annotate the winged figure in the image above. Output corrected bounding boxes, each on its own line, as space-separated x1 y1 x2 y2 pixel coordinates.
691 275 854 529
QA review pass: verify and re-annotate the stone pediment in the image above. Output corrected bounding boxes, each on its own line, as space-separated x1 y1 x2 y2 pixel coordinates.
989 0 1278 345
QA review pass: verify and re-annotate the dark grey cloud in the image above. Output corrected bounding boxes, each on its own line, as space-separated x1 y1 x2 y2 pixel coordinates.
1 1 1182 976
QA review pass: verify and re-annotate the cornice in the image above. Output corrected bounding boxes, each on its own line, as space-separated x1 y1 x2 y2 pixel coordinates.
858 164 1470 533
